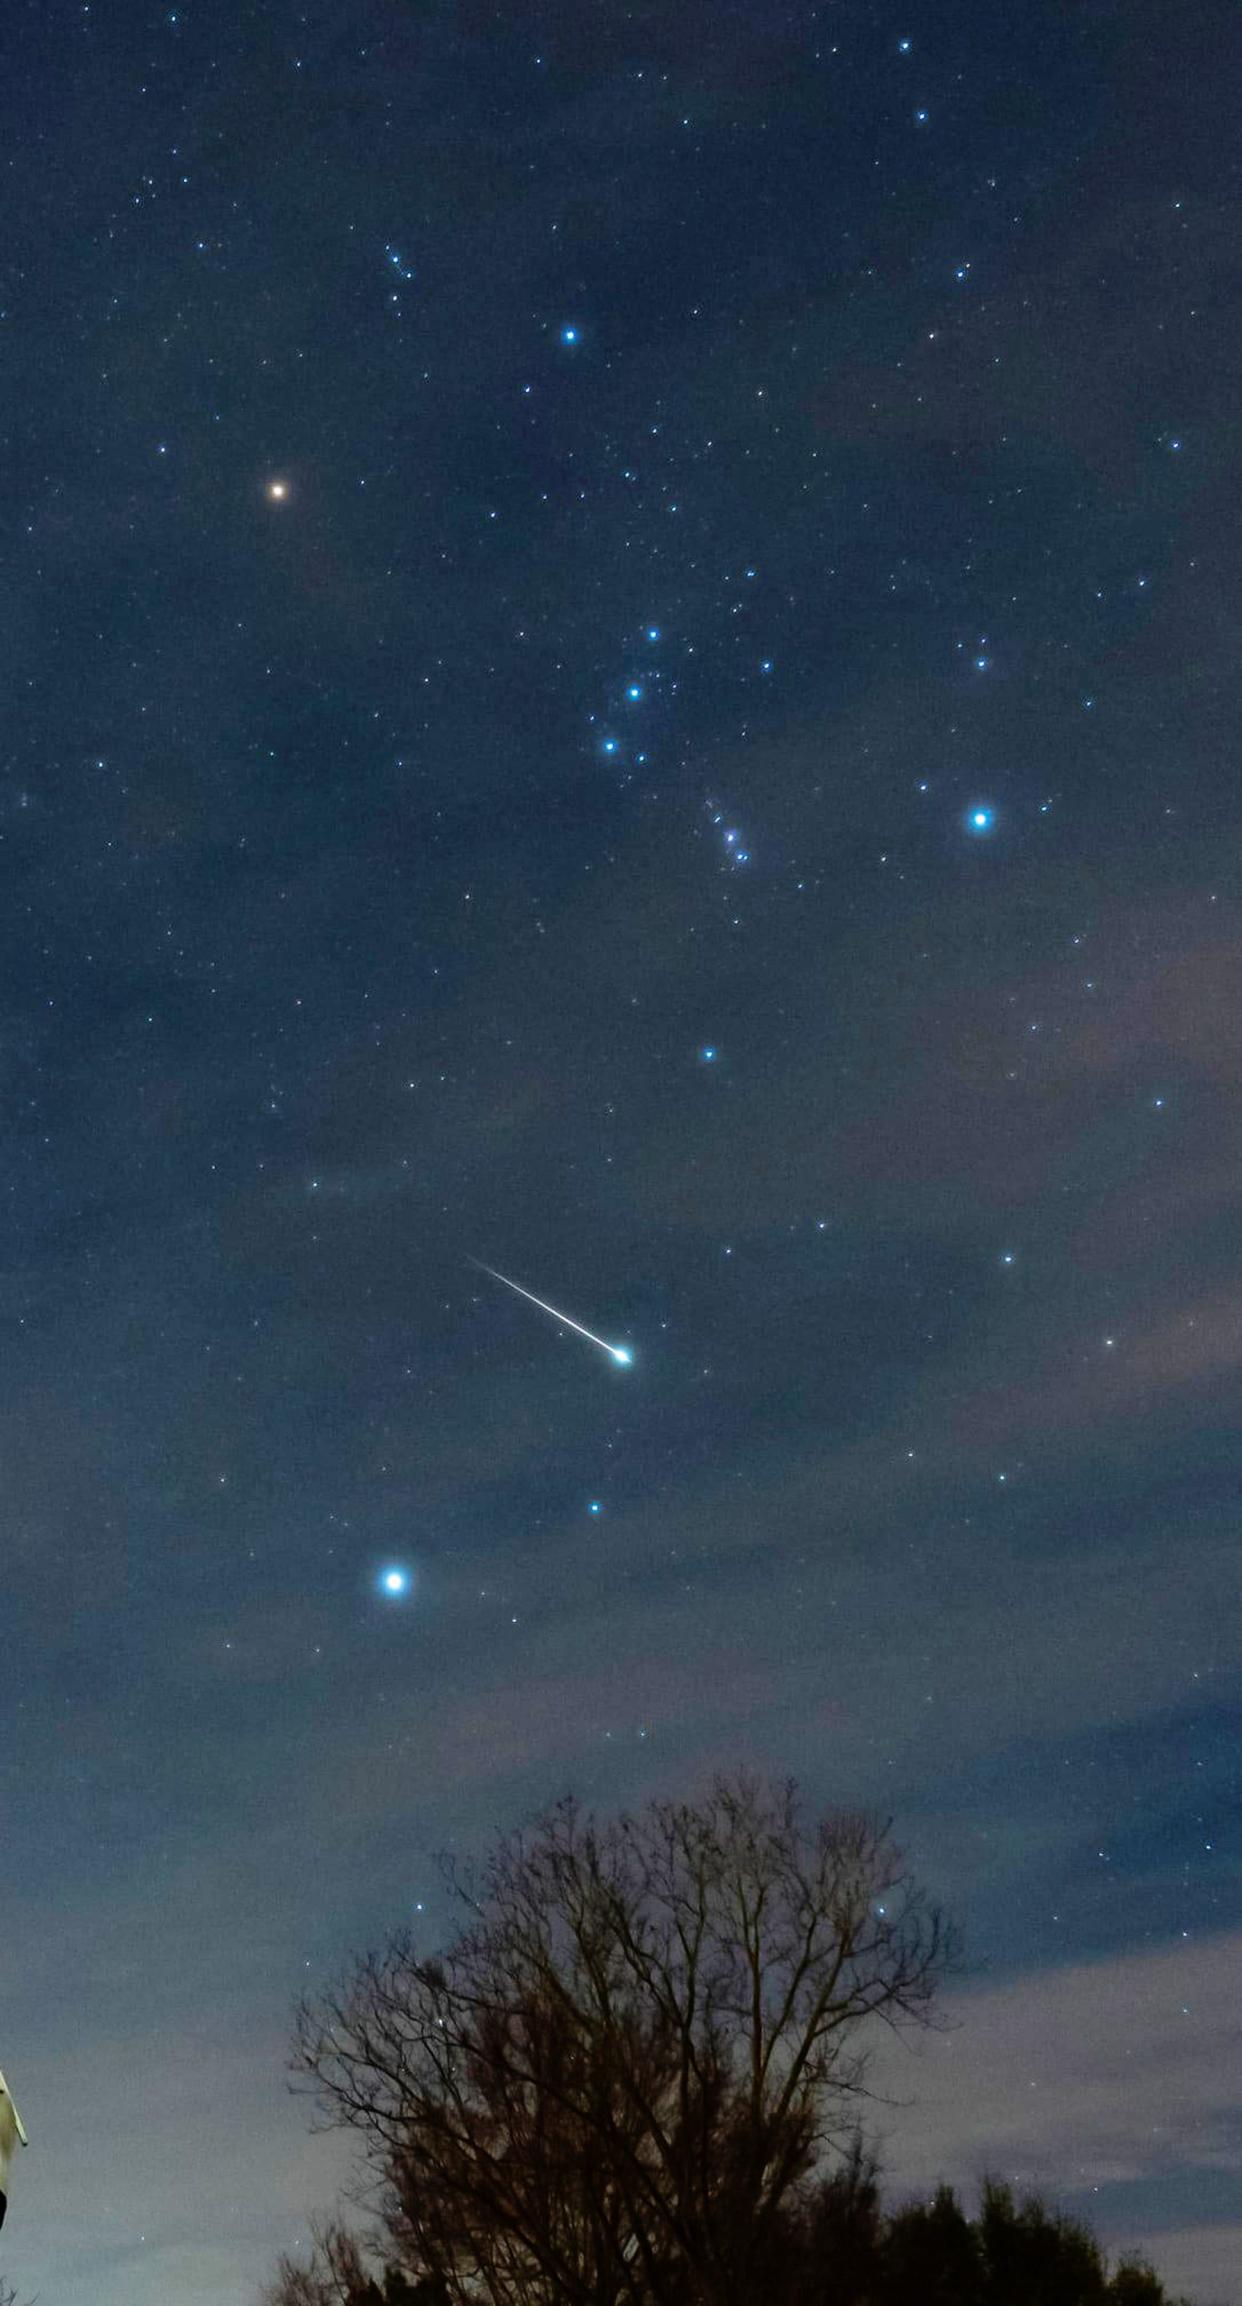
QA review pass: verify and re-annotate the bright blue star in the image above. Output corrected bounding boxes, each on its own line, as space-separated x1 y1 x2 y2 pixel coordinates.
700 1045 718 1063
588 1500 603 1515
645 625 661 642
560 323 580 345
601 736 619 756
966 804 996 835
378 1565 411 1598
626 683 643 701
898 36 912 51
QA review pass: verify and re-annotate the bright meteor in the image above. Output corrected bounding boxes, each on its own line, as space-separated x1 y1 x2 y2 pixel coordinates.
469 1259 634 1366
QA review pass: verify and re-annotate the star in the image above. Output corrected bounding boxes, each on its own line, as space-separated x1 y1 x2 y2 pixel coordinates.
378 1566 411 1598
966 804 996 835
265 478 290 502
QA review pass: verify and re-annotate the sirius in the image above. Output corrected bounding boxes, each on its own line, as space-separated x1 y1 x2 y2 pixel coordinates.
966 804 996 835
378 1566 411 1598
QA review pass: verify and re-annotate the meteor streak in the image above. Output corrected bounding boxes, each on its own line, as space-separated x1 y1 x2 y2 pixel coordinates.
469 1260 633 1366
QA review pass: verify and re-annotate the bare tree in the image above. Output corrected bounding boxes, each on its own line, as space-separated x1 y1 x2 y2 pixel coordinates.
260 2219 382 2306
293 1773 950 2306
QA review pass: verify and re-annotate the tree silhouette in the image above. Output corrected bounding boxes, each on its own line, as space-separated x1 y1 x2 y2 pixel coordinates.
292 1773 949 2306
772 2170 1188 2306
261 2221 447 2306
265 1772 1194 2306
1107 2266 1181 2306
261 2178 1193 2306
882 2181 985 2303
977 2176 1108 2302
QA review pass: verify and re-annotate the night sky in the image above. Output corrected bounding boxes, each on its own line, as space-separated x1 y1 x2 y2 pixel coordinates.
4 2 1241 2300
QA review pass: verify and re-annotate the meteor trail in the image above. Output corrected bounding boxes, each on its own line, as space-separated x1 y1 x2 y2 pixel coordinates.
469 1260 633 1366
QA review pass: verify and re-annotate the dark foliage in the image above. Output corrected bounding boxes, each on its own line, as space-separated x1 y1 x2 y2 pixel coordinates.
264 2179 1190 2305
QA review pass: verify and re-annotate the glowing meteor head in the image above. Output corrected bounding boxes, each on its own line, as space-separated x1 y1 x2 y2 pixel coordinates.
611 1346 634 1367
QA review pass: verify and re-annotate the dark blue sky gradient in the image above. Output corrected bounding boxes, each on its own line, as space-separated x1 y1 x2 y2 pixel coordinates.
2 2 1241 2299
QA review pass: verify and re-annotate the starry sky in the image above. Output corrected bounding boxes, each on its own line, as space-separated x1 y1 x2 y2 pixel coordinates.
3 2 1241 2300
